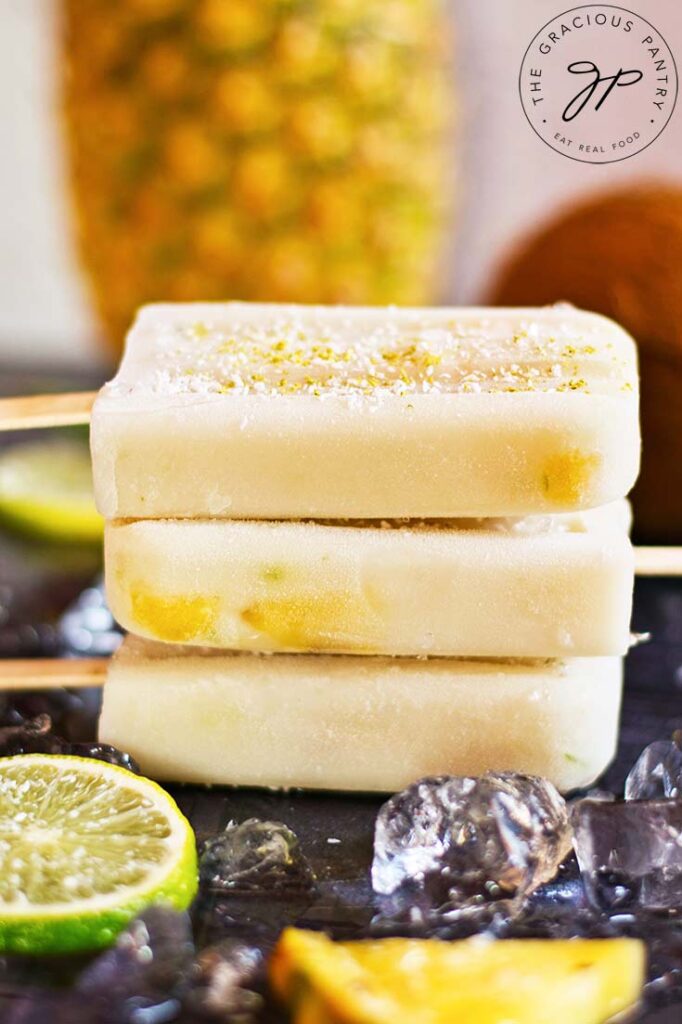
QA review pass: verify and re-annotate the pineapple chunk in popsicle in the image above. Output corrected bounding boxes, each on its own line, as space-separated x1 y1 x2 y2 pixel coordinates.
99 636 623 793
91 303 639 519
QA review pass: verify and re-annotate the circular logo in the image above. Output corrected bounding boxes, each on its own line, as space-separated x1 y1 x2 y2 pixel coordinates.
519 5 678 163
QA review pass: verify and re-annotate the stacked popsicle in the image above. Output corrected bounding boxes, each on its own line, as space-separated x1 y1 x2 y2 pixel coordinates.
95 303 640 792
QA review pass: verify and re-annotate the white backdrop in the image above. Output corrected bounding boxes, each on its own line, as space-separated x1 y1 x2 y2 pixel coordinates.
0 0 680 365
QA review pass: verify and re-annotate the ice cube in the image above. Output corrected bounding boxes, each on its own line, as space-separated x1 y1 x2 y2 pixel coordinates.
371 773 571 908
199 819 316 894
77 906 194 1006
77 907 265 1022
58 579 123 657
183 939 264 1018
625 735 682 801
572 798 682 912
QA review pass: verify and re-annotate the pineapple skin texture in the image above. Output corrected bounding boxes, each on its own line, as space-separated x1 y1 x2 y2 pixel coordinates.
61 0 452 353
270 927 645 1024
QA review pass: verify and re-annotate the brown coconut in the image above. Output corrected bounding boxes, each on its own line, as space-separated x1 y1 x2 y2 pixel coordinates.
489 183 682 544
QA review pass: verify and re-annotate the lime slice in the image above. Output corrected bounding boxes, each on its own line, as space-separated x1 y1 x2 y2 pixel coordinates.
0 440 102 543
0 755 197 954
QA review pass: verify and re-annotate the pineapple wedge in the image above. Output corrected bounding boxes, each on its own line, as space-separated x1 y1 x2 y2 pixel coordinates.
270 928 645 1024
62 0 451 352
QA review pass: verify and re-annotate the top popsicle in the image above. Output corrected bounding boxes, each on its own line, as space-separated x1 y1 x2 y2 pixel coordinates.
91 303 639 519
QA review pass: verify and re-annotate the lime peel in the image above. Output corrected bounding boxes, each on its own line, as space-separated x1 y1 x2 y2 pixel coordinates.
0 440 103 544
0 755 197 954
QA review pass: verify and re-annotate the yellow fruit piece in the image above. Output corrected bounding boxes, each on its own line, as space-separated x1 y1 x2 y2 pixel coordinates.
270 928 645 1024
241 591 376 651
542 450 601 506
62 0 451 353
131 590 219 643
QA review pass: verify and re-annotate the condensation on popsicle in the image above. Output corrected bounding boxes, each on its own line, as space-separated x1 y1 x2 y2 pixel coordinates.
99 636 623 793
91 303 640 519
104 502 634 657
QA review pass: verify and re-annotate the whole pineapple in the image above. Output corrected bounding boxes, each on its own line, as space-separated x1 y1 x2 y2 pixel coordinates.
62 0 453 352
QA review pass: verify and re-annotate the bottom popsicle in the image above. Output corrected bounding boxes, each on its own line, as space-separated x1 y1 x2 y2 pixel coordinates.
99 636 622 793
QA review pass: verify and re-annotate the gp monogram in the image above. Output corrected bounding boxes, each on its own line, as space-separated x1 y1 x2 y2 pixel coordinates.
519 5 678 163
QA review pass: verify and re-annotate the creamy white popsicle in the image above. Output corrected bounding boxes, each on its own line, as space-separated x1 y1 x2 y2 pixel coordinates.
99 636 622 792
91 303 639 519
105 503 634 657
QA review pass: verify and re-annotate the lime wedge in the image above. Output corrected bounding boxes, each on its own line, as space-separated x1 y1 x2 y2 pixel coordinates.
0 440 102 543
0 755 197 954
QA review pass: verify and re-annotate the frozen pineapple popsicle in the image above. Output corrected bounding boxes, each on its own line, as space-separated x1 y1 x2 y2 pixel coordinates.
99 636 622 793
105 502 634 657
91 302 639 519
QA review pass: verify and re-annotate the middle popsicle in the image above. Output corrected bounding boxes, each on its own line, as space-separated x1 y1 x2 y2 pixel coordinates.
105 502 634 657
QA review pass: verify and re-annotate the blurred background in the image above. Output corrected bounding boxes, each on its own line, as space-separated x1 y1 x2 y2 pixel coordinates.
0 0 679 362
0 0 680 645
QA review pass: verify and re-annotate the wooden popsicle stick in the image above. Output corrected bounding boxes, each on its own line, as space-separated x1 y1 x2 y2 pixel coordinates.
0 391 96 431
635 546 682 577
0 658 107 690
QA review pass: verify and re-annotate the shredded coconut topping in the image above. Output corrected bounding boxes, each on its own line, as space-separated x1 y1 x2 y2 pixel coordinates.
113 308 636 399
